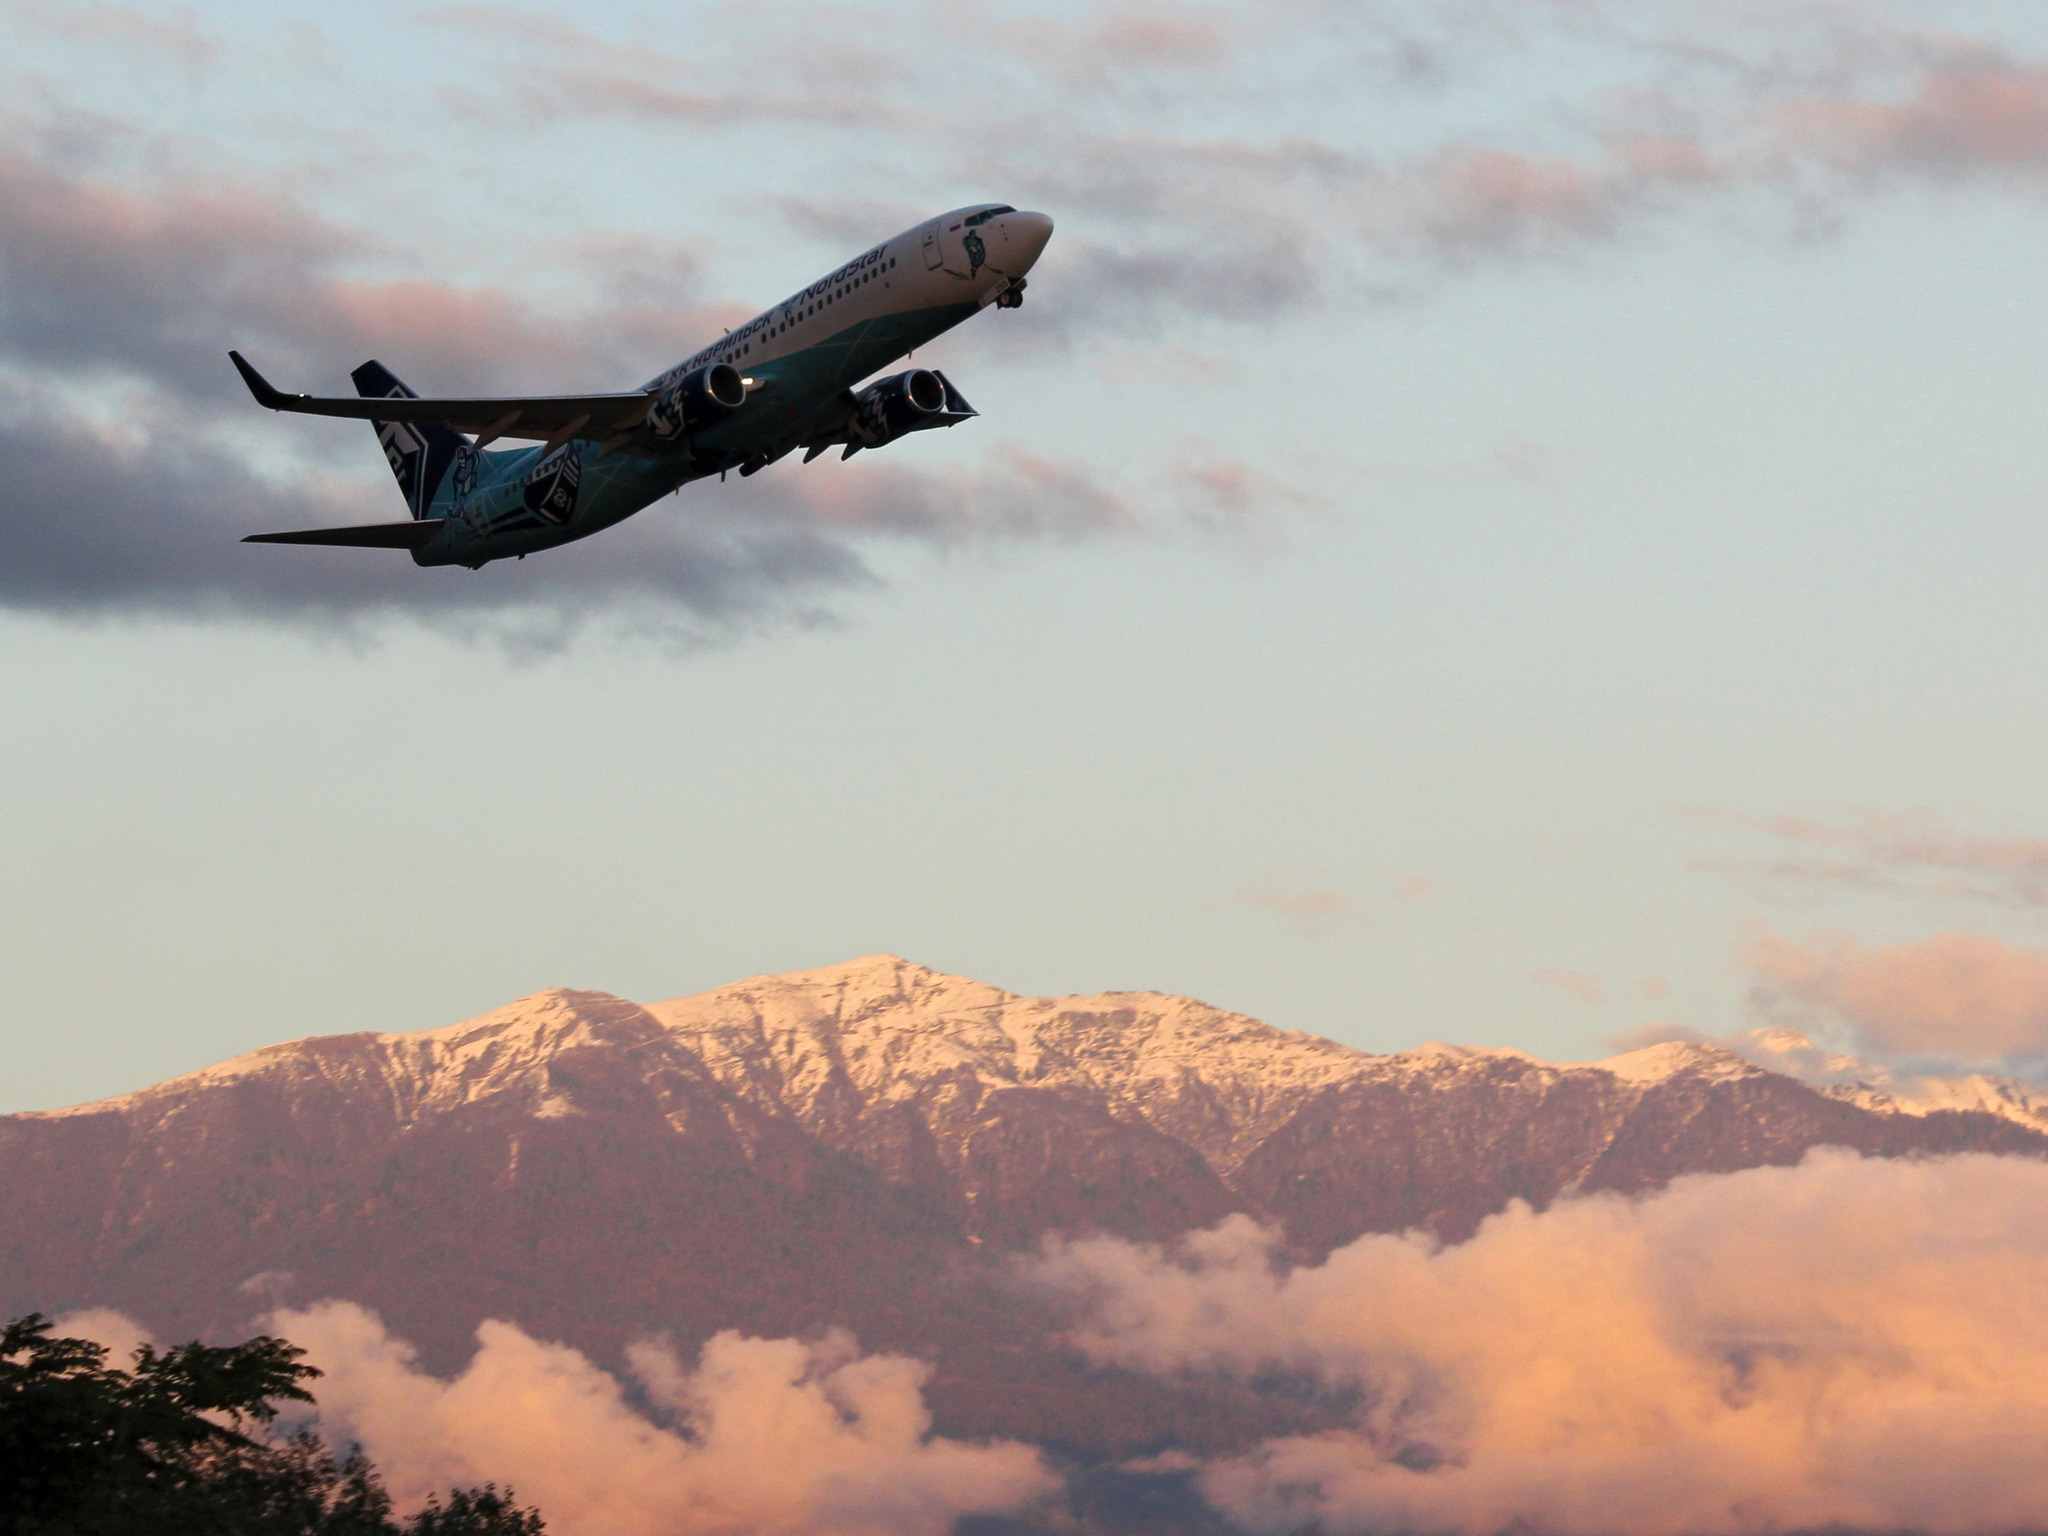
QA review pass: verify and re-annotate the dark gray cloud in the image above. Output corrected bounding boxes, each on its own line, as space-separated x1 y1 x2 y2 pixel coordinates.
0 383 1144 646
0 385 880 648
0 139 1150 644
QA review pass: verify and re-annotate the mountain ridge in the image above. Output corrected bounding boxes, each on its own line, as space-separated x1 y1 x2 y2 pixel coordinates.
6 954 2044 1455
23 952 1803 1150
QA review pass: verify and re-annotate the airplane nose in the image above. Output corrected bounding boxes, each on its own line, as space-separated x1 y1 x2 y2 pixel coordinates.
1002 211 1054 272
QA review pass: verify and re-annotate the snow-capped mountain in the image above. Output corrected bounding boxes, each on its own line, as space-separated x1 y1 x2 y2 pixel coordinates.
1726 1024 2048 1135
4 956 2042 1455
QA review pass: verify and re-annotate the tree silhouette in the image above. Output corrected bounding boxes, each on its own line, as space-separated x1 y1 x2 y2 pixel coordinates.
0 1314 545 1536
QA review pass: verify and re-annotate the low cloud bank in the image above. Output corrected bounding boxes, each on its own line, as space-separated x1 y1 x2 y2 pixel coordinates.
272 1304 1056 1536
47 1152 2048 1535
1032 1150 2048 1536
39 1302 1057 1534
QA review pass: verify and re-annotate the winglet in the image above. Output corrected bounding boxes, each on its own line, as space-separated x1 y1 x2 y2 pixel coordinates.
228 350 292 410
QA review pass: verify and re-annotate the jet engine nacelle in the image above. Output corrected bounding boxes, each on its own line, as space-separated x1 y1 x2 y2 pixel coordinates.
647 362 747 441
849 368 958 448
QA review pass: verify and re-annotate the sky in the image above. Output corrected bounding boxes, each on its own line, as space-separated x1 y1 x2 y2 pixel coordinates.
8 0 2048 1111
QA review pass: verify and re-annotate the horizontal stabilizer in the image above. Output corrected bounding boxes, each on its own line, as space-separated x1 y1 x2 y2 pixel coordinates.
242 519 444 550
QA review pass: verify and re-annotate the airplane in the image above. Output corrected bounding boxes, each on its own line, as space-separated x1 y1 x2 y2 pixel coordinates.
230 204 1053 568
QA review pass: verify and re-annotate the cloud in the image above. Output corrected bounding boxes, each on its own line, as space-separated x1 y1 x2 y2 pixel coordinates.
0 379 1172 646
61 1148 2048 1536
0 141 700 405
1531 967 1605 1003
49 1306 154 1364
437 4 2048 336
7 0 219 72
1167 458 1325 539
1607 1018 2048 1130
0 383 887 648
1032 1149 2048 1536
794 445 1139 544
0 134 1188 643
272 1303 1057 1536
1789 54 2048 180
1750 930 2048 1066
435 6 921 134
1698 808 2048 908
1239 887 1363 931
1043 1 1234 77
18 6 2048 638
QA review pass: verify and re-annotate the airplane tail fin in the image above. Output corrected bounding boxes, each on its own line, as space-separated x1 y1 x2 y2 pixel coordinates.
353 361 467 519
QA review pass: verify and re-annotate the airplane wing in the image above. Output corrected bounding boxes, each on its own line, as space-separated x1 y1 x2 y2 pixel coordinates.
229 352 655 451
243 519 444 549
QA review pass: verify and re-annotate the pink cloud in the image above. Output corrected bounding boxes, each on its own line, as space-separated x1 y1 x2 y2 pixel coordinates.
49 1306 154 1364
1092 4 1231 67
421 8 2048 335
11 0 218 70
1697 808 2048 907
1416 148 1610 251
1751 930 2048 1062
1531 968 1606 1004
273 1305 1057 1536
0 140 715 401
1033 1150 2048 1535
1168 459 1324 532
1240 887 1364 928
1790 56 2048 176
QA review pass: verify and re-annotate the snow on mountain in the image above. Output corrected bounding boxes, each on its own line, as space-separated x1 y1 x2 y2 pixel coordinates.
28 956 1863 1143
30 954 2040 1212
7 955 2047 1457
1588 1039 1767 1086
639 955 1384 1174
25 954 1733 1165
1727 1023 2048 1135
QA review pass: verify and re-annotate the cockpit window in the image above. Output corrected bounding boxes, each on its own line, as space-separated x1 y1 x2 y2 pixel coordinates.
963 206 1016 226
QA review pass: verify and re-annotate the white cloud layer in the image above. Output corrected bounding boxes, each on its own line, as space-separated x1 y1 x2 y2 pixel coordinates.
272 1304 1056 1536
41 1150 2048 1536
48 1305 155 1364
1033 1150 2048 1536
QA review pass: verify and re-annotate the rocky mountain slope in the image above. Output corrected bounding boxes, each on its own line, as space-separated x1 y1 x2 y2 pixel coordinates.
4 955 2042 1454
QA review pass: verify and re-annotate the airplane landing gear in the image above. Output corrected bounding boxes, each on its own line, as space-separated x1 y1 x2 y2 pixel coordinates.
996 278 1028 309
